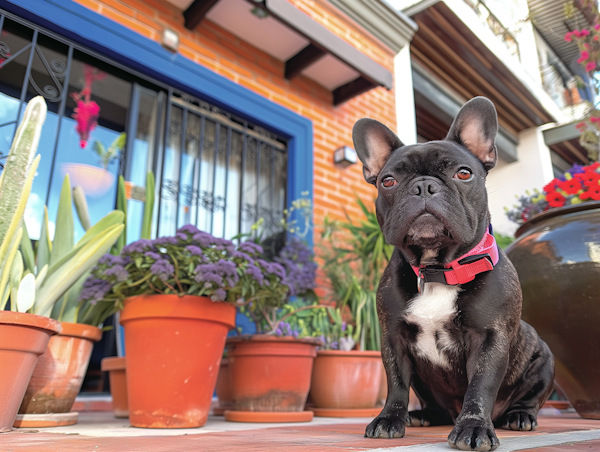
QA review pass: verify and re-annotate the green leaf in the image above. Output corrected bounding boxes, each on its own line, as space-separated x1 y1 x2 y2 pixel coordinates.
51 269 91 322
141 171 155 240
113 176 127 254
17 273 35 313
10 250 23 312
35 264 48 291
49 175 74 267
32 223 124 317
0 227 23 311
73 186 91 231
37 206 52 275
20 221 35 274
46 210 124 280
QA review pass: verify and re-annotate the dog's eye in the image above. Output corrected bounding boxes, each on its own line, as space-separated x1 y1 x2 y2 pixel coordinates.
455 169 472 181
382 177 397 188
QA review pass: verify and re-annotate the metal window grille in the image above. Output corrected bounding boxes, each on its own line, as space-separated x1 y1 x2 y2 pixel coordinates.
0 10 288 240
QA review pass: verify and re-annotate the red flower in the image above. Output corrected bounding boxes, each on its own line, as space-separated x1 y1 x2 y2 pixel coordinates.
565 32 573 42
546 192 566 207
558 179 582 195
578 51 590 63
595 24 600 31
586 62 596 72
591 117 600 124
582 29 591 36
71 97 100 149
580 186 600 201
543 178 561 193
579 171 600 187
585 162 600 172
576 122 588 130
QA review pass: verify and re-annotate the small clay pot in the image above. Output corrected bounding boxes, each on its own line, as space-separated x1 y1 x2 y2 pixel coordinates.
310 350 382 410
19 322 102 415
0 312 61 432
377 360 387 406
227 335 319 413
120 295 236 428
214 359 233 414
101 357 128 418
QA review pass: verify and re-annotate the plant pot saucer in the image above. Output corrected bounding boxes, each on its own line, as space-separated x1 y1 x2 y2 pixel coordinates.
224 410 313 423
213 406 230 416
310 407 381 418
13 412 78 428
543 400 571 410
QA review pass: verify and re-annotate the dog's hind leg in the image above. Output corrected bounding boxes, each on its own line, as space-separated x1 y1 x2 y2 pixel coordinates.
496 335 555 432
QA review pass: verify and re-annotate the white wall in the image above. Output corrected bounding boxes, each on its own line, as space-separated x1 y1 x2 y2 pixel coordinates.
487 126 554 236
395 44 417 145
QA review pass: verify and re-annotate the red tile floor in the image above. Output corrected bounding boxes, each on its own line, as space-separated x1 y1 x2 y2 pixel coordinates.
2 409 600 452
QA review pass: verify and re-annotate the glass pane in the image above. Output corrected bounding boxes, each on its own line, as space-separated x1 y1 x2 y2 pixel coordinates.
127 89 159 243
224 130 243 239
274 149 287 226
241 137 258 235
198 119 216 234
0 18 33 103
178 112 200 228
212 125 228 238
48 53 132 242
158 106 182 237
258 143 273 234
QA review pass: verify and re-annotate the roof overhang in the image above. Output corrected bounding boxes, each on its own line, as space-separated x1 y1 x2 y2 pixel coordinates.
407 0 564 136
413 63 518 162
542 121 590 165
170 0 397 105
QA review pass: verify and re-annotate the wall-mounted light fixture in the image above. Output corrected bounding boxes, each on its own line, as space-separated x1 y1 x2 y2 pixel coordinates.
333 146 358 168
162 29 179 53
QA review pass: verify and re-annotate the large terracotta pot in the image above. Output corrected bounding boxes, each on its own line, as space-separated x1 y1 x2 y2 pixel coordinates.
120 295 236 428
506 201 600 419
101 357 128 418
310 350 382 409
0 312 61 432
226 335 319 421
19 322 102 415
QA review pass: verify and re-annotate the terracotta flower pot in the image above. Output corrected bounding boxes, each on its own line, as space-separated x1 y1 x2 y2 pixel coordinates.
120 295 236 428
19 322 102 416
0 312 61 432
506 201 600 419
101 357 128 418
377 360 387 406
226 335 319 422
214 358 232 415
310 350 382 411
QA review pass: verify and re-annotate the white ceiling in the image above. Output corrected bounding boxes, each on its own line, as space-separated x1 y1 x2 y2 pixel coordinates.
206 0 309 61
300 54 360 91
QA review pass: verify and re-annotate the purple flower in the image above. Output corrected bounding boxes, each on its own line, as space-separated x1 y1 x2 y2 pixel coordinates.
233 250 254 263
79 278 112 305
150 259 174 282
193 260 238 286
245 263 264 284
176 232 188 241
154 236 178 247
122 239 154 255
275 239 317 296
104 265 128 282
192 232 216 247
211 288 227 301
177 224 200 235
239 241 263 255
98 254 121 265
186 245 204 256
144 251 162 260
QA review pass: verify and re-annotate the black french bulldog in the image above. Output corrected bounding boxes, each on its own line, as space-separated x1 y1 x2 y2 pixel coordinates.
351 97 555 451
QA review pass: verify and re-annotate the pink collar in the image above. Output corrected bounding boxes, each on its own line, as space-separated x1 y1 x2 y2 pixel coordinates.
411 229 499 291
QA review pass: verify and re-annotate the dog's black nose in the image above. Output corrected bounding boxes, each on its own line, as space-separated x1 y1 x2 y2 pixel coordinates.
408 178 441 197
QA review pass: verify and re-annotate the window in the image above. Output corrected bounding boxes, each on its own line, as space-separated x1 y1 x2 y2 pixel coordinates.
0 10 288 243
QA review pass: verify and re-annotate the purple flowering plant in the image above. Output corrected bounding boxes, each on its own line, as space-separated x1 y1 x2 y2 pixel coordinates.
79 224 290 326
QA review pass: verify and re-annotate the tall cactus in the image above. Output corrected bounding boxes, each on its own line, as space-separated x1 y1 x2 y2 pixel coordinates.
0 96 46 301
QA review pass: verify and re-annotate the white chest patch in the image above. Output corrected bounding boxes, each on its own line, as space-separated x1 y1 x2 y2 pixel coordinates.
404 283 460 369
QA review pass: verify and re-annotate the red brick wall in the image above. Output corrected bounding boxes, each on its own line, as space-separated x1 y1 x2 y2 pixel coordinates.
73 0 397 229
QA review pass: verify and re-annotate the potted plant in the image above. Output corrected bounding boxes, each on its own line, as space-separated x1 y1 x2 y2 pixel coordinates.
505 162 600 419
223 212 326 423
8 172 125 428
308 197 391 417
81 225 288 428
0 97 63 432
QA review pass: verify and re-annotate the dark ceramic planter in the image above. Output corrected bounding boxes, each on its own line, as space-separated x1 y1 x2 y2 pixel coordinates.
506 201 600 419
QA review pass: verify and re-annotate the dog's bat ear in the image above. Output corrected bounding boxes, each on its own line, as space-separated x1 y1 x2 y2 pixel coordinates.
446 97 498 171
352 118 403 185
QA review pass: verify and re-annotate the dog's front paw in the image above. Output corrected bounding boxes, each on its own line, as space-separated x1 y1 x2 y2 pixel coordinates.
448 419 499 451
501 411 538 431
364 414 406 438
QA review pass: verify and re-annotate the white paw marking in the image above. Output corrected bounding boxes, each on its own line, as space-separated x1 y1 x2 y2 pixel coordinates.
405 283 460 368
